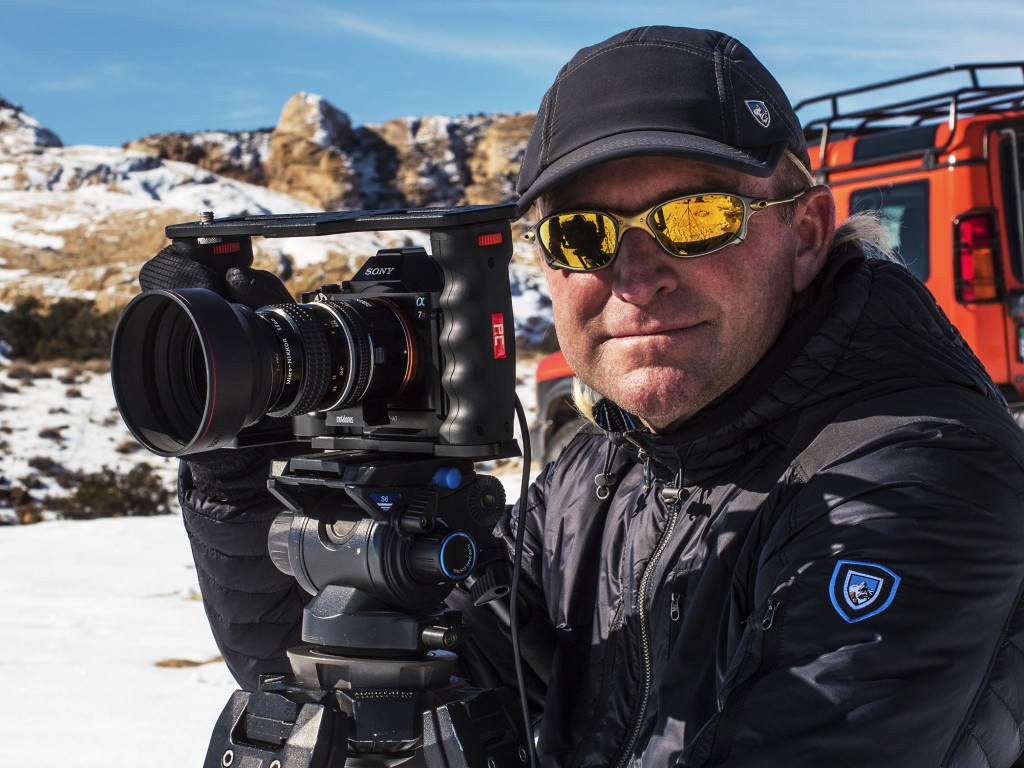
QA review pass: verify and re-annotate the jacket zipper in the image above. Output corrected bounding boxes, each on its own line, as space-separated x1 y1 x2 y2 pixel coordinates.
568 439 646 768
611 475 685 768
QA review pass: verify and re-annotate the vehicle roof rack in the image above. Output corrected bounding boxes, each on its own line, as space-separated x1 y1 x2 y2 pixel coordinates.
794 62 1024 178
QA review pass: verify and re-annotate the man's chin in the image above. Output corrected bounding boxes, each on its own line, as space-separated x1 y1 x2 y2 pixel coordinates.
589 370 706 430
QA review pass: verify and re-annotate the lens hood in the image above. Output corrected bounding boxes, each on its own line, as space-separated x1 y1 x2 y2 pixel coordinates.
110 288 277 456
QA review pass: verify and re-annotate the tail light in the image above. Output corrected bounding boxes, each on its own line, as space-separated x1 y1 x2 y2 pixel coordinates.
954 211 1003 302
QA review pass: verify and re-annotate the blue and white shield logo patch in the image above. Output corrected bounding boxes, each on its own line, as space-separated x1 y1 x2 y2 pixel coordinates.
829 560 900 623
745 99 771 128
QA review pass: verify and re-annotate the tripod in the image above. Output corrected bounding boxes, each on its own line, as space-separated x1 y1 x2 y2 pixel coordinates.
202 452 529 768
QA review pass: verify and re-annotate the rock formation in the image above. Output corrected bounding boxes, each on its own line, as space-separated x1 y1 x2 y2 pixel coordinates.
123 92 536 211
264 93 362 210
123 130 270 186
0 95 63 152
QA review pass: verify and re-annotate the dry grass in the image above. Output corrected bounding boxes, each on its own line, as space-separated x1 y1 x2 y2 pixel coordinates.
155 656 224 668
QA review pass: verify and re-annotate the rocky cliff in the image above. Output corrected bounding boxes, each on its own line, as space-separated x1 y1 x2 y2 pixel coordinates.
123 92 533 211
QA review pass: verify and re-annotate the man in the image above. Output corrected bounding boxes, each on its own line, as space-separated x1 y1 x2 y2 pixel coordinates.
143 26 1024 768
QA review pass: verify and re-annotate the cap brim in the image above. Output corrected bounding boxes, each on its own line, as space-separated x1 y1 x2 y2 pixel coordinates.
515 130 788 216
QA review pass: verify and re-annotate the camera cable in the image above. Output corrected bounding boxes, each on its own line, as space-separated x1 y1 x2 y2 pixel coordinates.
511 394 540 768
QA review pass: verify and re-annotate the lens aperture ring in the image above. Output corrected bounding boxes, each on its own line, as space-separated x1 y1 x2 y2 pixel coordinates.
325 300 374 407
261 303 333 416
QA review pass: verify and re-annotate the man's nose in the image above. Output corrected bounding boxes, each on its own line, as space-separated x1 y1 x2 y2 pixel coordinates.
610 229 680 305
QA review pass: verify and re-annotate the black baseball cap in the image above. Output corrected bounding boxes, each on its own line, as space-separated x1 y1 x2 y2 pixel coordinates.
516 26 810 213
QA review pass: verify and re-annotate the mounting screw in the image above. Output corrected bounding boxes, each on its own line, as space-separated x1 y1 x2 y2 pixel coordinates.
200 210 215 224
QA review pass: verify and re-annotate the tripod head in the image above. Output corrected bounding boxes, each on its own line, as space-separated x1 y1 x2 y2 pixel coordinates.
267 452 509 618
203 452 528 768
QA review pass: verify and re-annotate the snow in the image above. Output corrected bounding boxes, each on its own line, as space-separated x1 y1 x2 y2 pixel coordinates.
2 515 238 767
0 215 65 249
294 93 352 149
1 360 545 767
0 99 62 151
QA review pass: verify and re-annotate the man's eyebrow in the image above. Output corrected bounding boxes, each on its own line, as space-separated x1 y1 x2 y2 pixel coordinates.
545 183 754 215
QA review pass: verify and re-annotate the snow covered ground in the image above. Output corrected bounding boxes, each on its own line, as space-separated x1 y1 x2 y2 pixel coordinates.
2 514 239 767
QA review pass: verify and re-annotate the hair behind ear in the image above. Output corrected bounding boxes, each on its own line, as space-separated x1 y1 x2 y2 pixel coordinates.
833 212 898 260
571 377 599 426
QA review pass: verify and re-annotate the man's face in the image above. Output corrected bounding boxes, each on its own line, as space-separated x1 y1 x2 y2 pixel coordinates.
540 155 817 431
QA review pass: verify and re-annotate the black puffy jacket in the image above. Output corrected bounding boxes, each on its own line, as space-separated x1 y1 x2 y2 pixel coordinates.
181 247 1024 767
508 249 1024 768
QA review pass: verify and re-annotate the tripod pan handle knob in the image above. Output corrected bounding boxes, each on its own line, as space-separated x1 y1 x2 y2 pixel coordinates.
408 530 477 583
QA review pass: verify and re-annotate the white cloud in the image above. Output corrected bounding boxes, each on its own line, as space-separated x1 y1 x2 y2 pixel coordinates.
311 6 572 74
38 62 139 93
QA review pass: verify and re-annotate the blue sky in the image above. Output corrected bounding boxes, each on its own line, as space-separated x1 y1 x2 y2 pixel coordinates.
2 0 1023 147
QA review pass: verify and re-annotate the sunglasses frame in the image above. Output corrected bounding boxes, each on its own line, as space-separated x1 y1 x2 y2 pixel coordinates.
525 189 808 271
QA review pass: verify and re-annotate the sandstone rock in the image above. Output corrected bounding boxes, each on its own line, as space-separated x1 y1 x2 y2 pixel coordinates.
264 93 361 210
115 92 535 213
464 112 535 206
368 114 481 207
123 130 270 185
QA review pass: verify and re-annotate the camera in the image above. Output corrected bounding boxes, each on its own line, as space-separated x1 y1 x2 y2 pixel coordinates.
110 204 520 462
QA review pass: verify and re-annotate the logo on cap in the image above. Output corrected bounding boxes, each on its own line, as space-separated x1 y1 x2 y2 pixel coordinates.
745 100 771 128
829 560 901 623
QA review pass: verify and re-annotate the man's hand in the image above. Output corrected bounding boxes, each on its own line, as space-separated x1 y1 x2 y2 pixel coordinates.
139 239 294 309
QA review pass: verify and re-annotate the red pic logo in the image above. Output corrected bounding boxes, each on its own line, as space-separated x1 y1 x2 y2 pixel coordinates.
491 313 507 360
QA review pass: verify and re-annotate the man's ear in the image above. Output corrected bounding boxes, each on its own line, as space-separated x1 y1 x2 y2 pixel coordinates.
792 185 836 293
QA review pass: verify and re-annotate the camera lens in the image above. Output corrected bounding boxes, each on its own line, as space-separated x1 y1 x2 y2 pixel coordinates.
110 288 414 457
268 297 415 417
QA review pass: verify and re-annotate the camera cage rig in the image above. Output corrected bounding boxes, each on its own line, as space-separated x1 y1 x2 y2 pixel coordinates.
119 204 532 768
157 202 522 462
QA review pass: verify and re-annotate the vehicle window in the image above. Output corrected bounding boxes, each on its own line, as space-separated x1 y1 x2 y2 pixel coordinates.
849 181 930 282
998 130 1024 283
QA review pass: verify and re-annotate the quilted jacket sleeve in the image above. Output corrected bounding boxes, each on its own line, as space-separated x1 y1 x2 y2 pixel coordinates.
687 416 1024 768
177 453 306 691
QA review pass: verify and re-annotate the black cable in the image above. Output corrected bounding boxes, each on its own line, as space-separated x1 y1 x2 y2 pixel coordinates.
511 394 539 768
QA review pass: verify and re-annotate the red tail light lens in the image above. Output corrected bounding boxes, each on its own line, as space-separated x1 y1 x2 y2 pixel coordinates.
955 212 1002 303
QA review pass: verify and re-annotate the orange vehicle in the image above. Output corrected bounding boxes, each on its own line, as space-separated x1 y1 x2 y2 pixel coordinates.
534 62 1024 465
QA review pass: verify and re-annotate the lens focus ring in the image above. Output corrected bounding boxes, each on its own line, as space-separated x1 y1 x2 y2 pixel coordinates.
264 303 333 417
